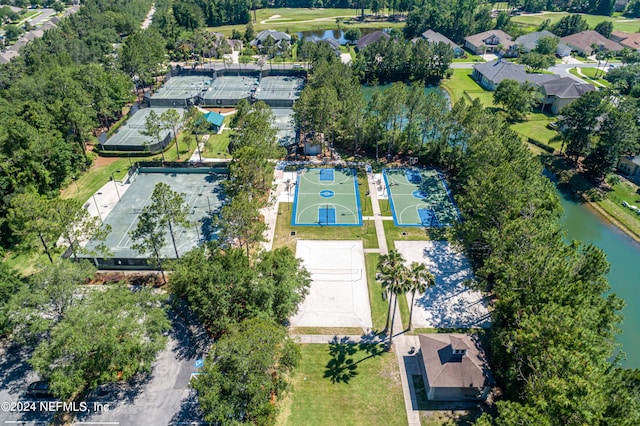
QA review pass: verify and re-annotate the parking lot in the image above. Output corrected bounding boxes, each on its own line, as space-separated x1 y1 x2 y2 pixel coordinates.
0 308 210 426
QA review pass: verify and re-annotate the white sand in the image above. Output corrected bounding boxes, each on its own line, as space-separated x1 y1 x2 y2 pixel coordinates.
290 240 372 328
395 241 491 329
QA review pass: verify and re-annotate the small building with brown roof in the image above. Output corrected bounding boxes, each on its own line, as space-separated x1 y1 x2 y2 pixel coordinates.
463 30 516 55
418 333 495 401
560 30 624 56
610 30 632 43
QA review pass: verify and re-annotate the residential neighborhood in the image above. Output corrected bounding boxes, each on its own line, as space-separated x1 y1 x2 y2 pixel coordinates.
0 1 639 426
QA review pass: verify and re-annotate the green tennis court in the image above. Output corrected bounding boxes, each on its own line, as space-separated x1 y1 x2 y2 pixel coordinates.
291 168 362 226
383 168 460 227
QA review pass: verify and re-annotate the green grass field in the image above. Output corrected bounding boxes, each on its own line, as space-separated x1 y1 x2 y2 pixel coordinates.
440 69 497 108
596 180 640 239
569 67 610 87
365 253 387 331
209 8 403 36
512 12 640 33
273 204 378 251
277 344 407 426
510 112 560 147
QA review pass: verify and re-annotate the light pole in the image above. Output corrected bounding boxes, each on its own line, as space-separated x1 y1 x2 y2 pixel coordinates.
111 170 121 201
92 192 103 224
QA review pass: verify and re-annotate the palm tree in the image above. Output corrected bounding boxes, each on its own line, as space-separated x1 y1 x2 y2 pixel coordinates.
386 265 409 350
378 250 406 333
407 262 435 331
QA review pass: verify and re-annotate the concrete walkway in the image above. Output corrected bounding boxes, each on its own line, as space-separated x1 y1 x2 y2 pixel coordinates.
366 171 389 256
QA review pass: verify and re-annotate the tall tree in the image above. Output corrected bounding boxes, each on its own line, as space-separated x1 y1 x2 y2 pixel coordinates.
8 193 61 263
120 29 167 87
130 209 168 282
160 108 183 160
8 261 95 343
378 250 408 337
493 79 540 121
193 317 300 425
142 109 165 160
30 284 170 399
217 192 267 258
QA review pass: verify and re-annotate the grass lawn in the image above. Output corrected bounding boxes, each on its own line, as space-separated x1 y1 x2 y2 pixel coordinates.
597 180 640 240
569 67 610 87
512 12 640 33
203 131 231 158
273 204 378 251
510 112 559 148
277 344 407 426
209 8 403 36
440 69 496 108
3 247 66 277
365 253 388 331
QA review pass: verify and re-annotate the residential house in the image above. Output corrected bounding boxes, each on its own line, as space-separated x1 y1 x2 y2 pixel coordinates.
561 30 624 56
463 30 517 56
614 0 630 12
472 59 558 91
514 30 571 56
418 334 495 401
355 30 390 51
620 33 640 51
610 30 632 43
538 77 596 114
618 155 640 175
312 38 341 57
421 29 464 57
250 29 291 52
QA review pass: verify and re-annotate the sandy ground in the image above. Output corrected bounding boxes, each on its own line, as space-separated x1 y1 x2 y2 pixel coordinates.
395 241 491 329
290 240 372 328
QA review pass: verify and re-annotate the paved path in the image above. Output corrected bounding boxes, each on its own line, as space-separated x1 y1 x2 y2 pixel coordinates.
366 172 389 255
141 3 156 29
260 169 285 251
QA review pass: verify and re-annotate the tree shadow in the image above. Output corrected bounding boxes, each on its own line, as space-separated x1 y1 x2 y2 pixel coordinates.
168 388 205 425
323 336 385 384
167 300 210 362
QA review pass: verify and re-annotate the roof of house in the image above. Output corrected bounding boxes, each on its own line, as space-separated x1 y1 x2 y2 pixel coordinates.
204 111 224 127
312 38 341 54
419 334 495 389
250 29 291 46
620 33 640 51
561 30 624 52
540 77 596 99
474 59 559 86
610 30 632 42
464 30 515 49
514 30 557 52
356 30 390 50
421 29 461 50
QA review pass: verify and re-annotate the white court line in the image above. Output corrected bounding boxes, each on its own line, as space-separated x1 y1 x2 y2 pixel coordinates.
74 423 120 425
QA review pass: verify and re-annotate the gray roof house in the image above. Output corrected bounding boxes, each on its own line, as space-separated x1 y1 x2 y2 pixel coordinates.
514 30 570 56
472 59 558 91
421 29 464 57
312 38 341 56
418 334 495 401
356 30 390 51
538 77 596 114
250 29 291 49
463 30 517 55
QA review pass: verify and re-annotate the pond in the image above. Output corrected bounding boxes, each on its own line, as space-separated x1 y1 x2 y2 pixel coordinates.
297 28 389 45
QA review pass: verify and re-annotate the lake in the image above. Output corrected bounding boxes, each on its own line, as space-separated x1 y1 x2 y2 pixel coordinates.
297 28 387 45
557 187 640 368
